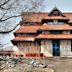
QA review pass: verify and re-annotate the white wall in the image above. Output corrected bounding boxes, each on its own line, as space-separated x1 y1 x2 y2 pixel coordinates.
60 40 72 57
41 40 53 57
41 39 72 57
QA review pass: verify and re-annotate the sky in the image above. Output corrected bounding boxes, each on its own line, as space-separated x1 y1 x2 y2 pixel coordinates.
43 0 72 12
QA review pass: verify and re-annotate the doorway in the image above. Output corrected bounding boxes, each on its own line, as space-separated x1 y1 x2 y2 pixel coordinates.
52 40 60 56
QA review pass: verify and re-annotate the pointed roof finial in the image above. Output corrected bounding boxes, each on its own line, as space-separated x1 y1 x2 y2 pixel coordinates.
54 5 57 10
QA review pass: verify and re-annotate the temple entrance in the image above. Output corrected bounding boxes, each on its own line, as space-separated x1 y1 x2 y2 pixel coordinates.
52 40 60 56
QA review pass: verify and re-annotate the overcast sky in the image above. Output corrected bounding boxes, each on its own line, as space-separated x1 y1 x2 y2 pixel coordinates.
43 0 72 12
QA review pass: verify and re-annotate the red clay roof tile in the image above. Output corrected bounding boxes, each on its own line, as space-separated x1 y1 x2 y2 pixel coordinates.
43 16 69 20
22 12 72 22
15 26 41 33
40 24 72 30
36 34 72 39
12 36 35 41
15 24 72 33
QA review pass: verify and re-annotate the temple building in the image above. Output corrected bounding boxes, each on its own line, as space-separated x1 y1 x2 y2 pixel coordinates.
12 7 72 57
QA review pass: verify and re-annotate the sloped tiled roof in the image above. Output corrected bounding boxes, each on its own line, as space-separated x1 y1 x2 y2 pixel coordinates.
12 11 72 42
15 26 41 33
43 16 69 20
12 33 72 42
12 36 35 41
1 12 72 33
22 12 72 22
15 24 72 33
40 24 72 30
36 34 72 39
64 13 72 22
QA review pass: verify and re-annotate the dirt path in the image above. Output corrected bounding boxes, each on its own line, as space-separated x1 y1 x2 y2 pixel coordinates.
1 57 72 72
43 57 72 72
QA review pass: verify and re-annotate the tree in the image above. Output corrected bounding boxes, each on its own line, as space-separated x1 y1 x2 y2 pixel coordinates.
0 0 44 46
0 0 44 32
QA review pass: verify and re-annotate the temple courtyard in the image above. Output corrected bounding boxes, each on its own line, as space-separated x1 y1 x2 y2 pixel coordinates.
42 57 72 72
0 57 72 72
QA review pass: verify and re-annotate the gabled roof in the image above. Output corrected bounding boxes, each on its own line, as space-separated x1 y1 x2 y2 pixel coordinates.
48 6 65 17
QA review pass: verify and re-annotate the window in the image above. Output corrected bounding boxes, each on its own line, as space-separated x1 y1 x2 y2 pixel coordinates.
29 22 34 25
49 30 63 34
53 20 58 24
58 22 63 25
47 22 53 25
53 11 58 15
42 30 63 34
47 20 63 25
42 31 49 34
